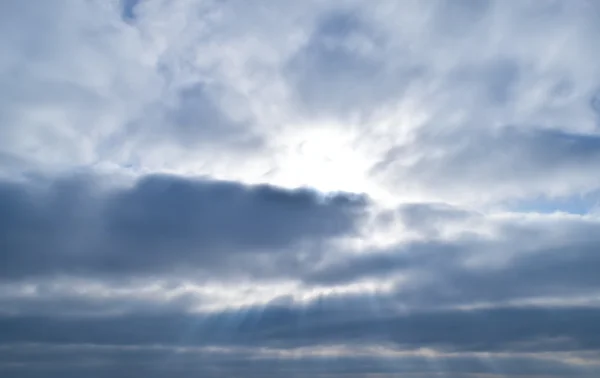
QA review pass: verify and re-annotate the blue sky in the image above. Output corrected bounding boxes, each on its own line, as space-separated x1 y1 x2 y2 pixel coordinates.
2 0 600 377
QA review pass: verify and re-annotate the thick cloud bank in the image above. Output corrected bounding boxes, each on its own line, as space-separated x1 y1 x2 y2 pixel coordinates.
1 174 366 281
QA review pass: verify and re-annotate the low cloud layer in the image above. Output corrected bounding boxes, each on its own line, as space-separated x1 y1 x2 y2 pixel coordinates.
1 174 366 281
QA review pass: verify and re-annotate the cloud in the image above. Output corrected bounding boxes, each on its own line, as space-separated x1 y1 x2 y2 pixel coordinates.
1 302 600 354
1 344 595 378
306 203 600 307
0 174 367 281
284 9 422 117
375 126 600 203
0 0 163 170
3 0 600 376
120 0 141 22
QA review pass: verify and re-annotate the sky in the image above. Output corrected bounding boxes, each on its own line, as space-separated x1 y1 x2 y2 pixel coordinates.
2 0 600 377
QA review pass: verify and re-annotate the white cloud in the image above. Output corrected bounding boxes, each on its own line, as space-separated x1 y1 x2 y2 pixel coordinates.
3 0 600 203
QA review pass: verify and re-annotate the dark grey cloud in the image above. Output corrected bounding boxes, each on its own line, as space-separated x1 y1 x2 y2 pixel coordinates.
0 281 201 317
0 343 595 378
120 0 140 22
1 302 600 353
0 174 367 281
1 278 599 377
401 239 600 307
